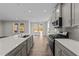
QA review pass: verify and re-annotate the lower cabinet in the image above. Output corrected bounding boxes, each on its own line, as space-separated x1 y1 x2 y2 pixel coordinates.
27 38 31 54
6 35 33 56
61 48 76 56
55 45 62 56
21 43 27 56
55 40 76 56
16 50 22 56
26 36 33 55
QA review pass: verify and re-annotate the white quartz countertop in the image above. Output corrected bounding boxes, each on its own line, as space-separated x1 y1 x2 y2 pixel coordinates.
55 39 79 56
0 35 31 56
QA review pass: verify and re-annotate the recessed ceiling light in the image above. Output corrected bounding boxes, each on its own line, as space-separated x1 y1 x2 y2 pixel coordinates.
16 18 18 20
28 10 32 13
16 3 22 6
43 10 47 13
56 9 59 13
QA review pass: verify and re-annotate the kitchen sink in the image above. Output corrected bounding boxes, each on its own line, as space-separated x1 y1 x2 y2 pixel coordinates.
22 35 29 38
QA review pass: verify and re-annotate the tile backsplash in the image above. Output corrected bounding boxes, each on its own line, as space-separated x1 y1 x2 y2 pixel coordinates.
67 26 79 41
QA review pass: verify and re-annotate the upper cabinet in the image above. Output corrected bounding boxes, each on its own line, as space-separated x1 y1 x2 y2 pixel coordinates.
62 3 72 27
55 4 61 20
61 3 79 27
71 3 75 27
72 3 79 27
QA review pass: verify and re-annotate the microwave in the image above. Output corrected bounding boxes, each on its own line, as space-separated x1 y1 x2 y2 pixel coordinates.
52 17 62 28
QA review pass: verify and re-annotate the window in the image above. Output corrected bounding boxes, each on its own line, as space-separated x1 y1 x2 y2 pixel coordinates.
13 23 18 33
19 23 25 33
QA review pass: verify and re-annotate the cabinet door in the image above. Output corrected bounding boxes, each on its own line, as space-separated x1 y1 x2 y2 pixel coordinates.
30 36 33 48
74 3 79 26
61 49 76 56
22 45 27 56
62 3 71 27
16 51 22 56
21 40 28 56
26 39 30 54
55 44 62 56
6 44 23 56
72 3 75 27
55 40 76 56
26 40 28 55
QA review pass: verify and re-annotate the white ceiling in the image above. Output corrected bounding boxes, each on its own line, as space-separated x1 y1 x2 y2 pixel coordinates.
0 3 56 22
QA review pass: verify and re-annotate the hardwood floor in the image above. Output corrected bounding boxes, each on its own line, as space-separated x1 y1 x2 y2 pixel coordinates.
29 35 53 56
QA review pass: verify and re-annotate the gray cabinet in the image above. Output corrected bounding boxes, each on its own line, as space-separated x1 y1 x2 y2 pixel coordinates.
21 45 27 56
72 3 79 26
62 3 72 27
21 41 27 56
62 3 79 27
55 44 62 56
6 41 26 56
27 36 33 55
55 40 76 56
6 35 33 56
72 3 75 27
6 42 23 56
16 50 22 56
61 49 75 56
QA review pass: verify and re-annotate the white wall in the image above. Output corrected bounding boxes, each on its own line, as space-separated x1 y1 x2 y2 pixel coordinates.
0 21 3 37
2 21 13 36
67 27 79 41
2 21 29 36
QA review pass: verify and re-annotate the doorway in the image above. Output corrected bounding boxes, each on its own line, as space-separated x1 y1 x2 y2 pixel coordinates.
32 23 44 36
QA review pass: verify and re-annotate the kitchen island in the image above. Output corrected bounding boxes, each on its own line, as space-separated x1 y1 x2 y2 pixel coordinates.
55 39 79 56
0 34 33 56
